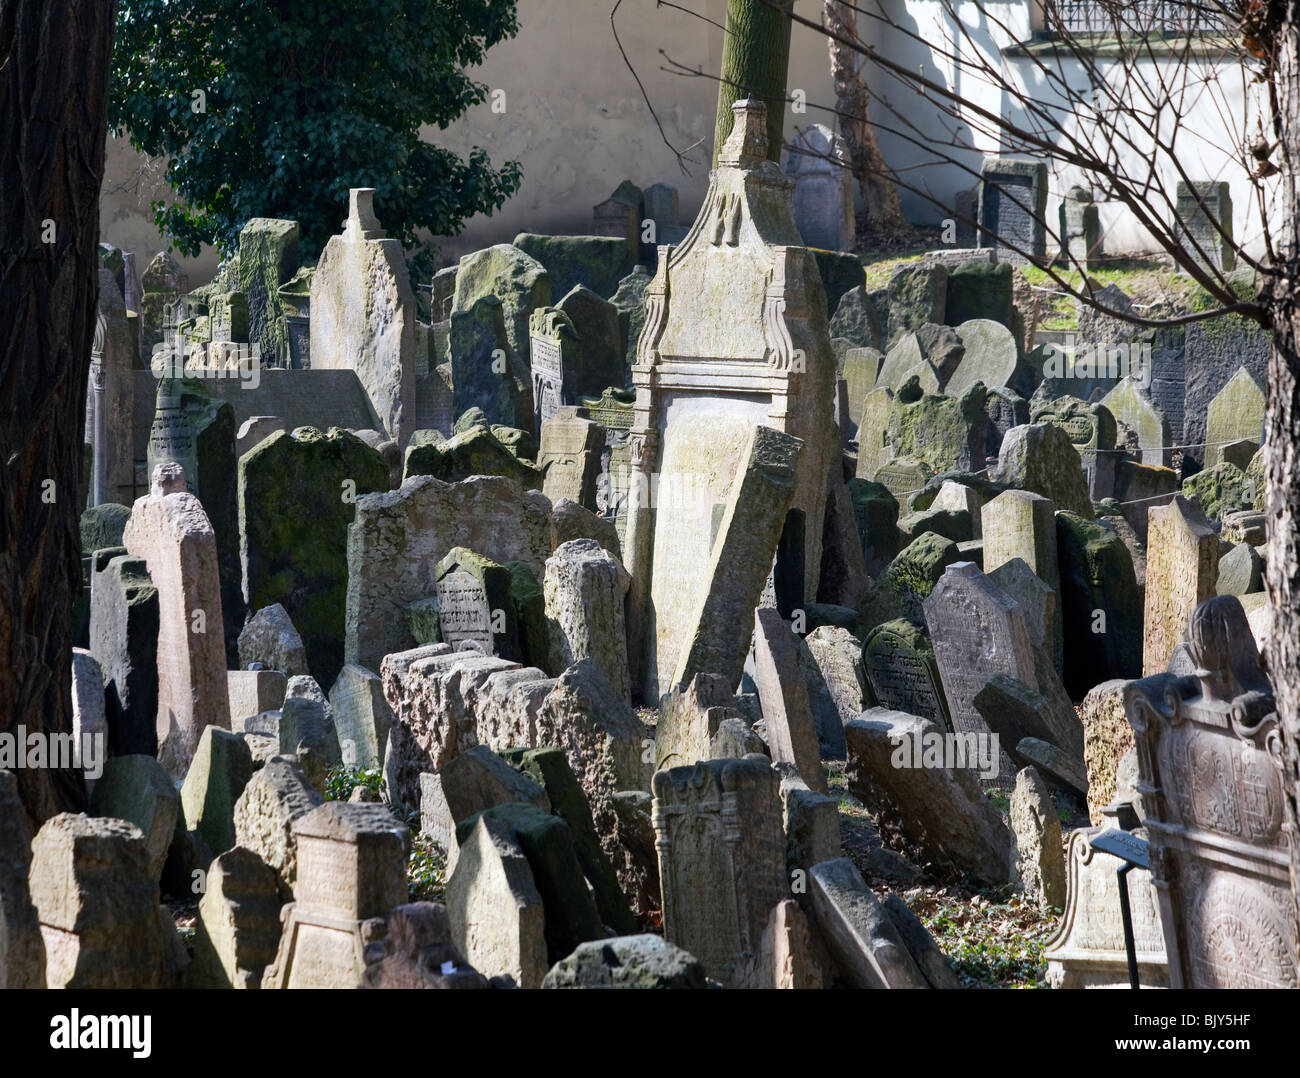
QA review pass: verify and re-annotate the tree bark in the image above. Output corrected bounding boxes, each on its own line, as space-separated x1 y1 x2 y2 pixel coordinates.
0 0 119 827
712 0 794 165
824 0 907 235
1265 0 1300 973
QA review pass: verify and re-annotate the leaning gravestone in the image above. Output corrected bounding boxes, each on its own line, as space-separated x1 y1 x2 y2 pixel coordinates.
224 217 300 367
1141 495 1218 676
240 426 388 688
122 462 230 778
329 664 393 771
609 264 652 366
624 98 838 702
1126 595 1296 987
862 618 950 731
652 756 787 988
310 189 417 445
922 561 1037 784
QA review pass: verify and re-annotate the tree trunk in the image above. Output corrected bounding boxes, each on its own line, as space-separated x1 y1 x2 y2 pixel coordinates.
712 0 794 165
0 0 119 827
1265 0 1300 974
824 0 907 235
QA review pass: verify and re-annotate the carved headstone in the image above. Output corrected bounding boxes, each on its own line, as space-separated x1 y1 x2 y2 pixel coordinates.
1142 495 1218 676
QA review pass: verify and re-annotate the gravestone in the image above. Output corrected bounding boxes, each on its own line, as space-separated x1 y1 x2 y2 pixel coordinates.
886 265 947 349
29 814 165 988
1141 495 1218 676
752 608 828 794
511 233 633 302
310 190 417 445
240 426 388 688
87 268 135 507
923 562 1038 784
944 260 1013 328
945 319 1020 399
1175 180 1234 273
453 294 529 430
854 385 895 483
643 182 681 243
538 406 604 510
345 475 552 672
1100 378 1172 467
146 375 241 660
887 381 988 476
978 157 1048 264
997 418 1096 515
1126 596 1296 987
1042 820 1168 988
224 217 301 367
555 284 625 394
262 803 410 988
830 289 884 352
186 846 282 988
786 123 854 252
139 250 188 358
592 180 643 261
652 756 787 987
1183 310 1269 472
981 489 1061 612
544 538 630 701
609 264 652 366
580 386 636 541
434 547 520 659
329 664 393 771
453 242 551 364
1058 185 1101 268
862 618 950 731
1205 367 1265 466
122 462 231 778
624 98 838 703
89 550 159 758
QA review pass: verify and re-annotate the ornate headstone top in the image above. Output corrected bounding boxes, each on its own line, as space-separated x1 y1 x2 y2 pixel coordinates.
717 98 769 168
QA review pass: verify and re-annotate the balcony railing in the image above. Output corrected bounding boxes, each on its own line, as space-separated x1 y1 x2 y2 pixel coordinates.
1042 1 1233 36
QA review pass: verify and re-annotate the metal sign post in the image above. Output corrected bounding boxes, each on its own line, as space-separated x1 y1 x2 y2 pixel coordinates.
1088 829 1150 990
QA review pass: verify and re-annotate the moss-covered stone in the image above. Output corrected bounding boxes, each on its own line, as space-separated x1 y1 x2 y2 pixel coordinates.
886 261 946 347
405 596 442 645
239 426 388 688
944 261 1013 328
888 382 989 475
434 546 523 661
512 233 632 302
1181 461 1251 522
224 218 301 367
402 425 541 489
1055 511 1142 696
847 478 901 572
814 249 865 320
80 503 132 554
862 531 961 629
490 425 538 463
452 243 551 360
898 506 972 545
501 746 637 936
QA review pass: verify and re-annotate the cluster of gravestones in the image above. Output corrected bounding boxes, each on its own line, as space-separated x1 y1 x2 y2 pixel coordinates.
17 98 1294 991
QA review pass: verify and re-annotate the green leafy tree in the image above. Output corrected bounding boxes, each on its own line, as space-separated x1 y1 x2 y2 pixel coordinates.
110 0 523 268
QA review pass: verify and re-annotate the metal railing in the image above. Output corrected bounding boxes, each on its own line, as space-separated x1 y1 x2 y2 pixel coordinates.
1043 1 1232 35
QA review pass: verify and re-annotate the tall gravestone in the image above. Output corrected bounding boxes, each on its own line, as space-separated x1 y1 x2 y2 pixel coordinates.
786 123 854 252
652 756 787 987
1126 596 1297 988
1175 180 1234 274
122 462 231 779
310 189 417 446
624 99 838 703
978 157 1048 265
1141 495 1218 676
86 268 135 506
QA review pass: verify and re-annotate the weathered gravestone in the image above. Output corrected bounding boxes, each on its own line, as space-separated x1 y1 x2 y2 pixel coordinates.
328 664 393 771
786 123 854 252
29 814 165 988
453 295 529 430
86 268 136 507
222 217 301 367
122 462 230 778
538 406 604 510
862 619 950 731
593 180 643 260
1125 596 1297 988
262 803 409 988
89 550 159 758
310 189 417 445
752 608 828 794
453 242 551 365
434 547 521 660
345 475 552 672
652 756 787 987
1175 180 1234 273
623 99 837 703
146 374 241 660
978 157 1048 264
1042 819 1168 988
1058 185 1101 268
923 562 1037 784
1205 367 1265 467
543 539 630 701
241 426 388 688
1100 377 1172 467
139 250 188 358
945 318 1021 399
997 417 1096 515
1141 495 1218 676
